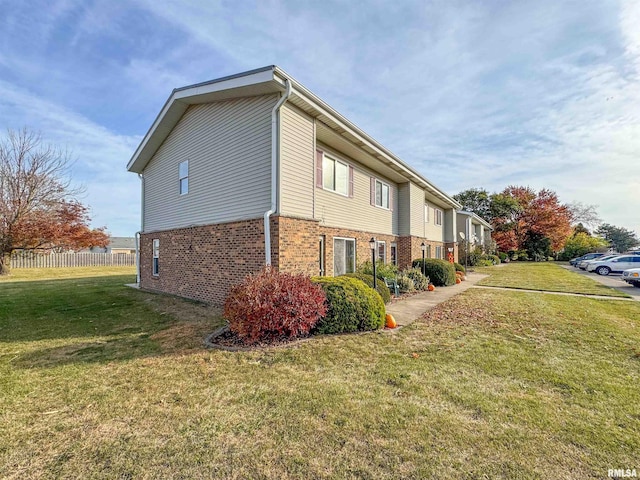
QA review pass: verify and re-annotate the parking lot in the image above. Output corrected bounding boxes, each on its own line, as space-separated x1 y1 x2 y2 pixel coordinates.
562 265 640 300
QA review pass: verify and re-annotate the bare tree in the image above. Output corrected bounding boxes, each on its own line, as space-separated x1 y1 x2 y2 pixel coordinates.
567 201 602 230
0 128 106 274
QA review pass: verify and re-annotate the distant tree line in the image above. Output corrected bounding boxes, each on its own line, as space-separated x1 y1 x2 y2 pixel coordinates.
453 187 639 260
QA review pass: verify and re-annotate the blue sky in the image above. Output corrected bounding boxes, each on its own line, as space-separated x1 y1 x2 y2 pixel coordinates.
1 0 638 237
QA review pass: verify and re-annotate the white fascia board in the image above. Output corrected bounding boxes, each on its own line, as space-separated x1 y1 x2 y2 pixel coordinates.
273 67 462 210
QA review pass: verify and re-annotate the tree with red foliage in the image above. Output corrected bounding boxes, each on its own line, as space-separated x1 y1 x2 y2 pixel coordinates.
0 128 108 274
492 186 572 254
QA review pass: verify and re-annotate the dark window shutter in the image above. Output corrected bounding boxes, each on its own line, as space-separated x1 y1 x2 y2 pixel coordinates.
370 177 376 206
316 150 323 188
348 166 354 198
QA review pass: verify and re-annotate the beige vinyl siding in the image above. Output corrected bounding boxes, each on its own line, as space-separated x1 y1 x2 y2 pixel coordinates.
409 183 425 237
280 103 314 218
315 144 398 236
397 183 411 235
444 208 457 243
143 95 276 232
424 201 444 241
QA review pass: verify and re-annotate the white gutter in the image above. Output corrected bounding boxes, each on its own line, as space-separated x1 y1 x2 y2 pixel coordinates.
134 231 141 284
264 78 291 266
136 172 144 284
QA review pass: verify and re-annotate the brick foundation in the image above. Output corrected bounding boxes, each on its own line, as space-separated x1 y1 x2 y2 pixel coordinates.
139 216 447 305
139 218 275 305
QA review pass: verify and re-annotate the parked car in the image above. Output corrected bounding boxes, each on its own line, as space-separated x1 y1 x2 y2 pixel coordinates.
570 252 605 267
622 268 640 287
586 255 640 275
578 254 618 270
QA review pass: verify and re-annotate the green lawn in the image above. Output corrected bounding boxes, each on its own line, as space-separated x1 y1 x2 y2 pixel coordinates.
476 261 630 297
1 269 639 478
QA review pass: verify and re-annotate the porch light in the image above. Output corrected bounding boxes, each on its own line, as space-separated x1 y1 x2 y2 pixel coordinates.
369 238 376 250
421 242 426 277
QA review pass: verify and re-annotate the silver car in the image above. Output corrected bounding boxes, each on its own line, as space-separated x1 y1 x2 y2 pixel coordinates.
586 255 640 275
622 268 640 287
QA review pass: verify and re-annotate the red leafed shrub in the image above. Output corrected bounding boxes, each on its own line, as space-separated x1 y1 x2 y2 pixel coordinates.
224 267 327 345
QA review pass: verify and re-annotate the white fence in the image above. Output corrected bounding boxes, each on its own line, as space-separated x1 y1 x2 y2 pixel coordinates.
10 253 136 268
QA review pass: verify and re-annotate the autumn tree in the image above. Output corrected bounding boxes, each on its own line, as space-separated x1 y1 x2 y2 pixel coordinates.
487 186 572 254
0 128 108 274
595 224 639 253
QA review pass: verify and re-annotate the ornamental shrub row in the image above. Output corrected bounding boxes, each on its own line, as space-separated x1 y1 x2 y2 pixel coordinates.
224 268 386 345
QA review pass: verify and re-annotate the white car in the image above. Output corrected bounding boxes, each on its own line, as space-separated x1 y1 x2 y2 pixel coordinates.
586 255 640 275
622 268 640 288
579 254 618 270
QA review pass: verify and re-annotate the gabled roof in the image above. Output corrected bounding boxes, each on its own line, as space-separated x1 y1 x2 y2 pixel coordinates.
127 65 462 210
457 210 493 230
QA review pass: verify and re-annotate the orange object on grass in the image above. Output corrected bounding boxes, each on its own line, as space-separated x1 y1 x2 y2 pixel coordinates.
455 278 461 284
385 313 397 329
428 284 435 291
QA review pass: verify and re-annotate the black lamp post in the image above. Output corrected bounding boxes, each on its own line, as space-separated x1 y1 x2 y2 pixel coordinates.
420 242 426 276
369 237 377 288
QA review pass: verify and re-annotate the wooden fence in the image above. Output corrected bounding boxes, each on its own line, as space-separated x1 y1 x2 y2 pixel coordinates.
9 253 136 268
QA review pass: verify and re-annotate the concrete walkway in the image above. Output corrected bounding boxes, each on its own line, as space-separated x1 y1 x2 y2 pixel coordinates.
386 272 487 327
471 284 636 301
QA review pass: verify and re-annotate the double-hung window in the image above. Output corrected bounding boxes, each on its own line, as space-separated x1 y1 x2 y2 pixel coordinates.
333 238 355 276
152 239 160 276
373 179 390 209
321 153 350 196
435 208 443 226
376 241 386 263
435 245 442 259
390 243 398 266
179 160 189 195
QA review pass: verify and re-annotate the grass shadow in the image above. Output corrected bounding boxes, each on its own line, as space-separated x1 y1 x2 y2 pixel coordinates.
1 274 225 368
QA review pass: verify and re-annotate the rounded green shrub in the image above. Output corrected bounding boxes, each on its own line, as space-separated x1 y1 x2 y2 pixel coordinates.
312 277 385 334
342 272 391 304
454 262 466 273
497 252 508 262
487 254 501 265
412 259 456 286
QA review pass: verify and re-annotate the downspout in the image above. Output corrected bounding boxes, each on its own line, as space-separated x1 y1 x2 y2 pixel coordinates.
136 173 144 284
264 78 292 266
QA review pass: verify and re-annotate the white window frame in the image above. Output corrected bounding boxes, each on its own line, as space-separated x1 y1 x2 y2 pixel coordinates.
322 155 349 197
152 239 160 276
435 245 442 259
374 179 390 209
376 240 386 263
333 237 356 276
179 160 189 195
435 208 443 226
390 242 398 266
424 204 430 223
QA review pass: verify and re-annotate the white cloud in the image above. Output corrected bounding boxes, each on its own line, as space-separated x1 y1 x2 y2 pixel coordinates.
0 80 142 236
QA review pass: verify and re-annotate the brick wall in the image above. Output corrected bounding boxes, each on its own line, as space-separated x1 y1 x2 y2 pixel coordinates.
139 215 451 306
139 218 275 305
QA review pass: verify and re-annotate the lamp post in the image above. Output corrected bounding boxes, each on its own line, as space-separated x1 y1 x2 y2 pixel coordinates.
420 242 426 277
369 237 377 288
